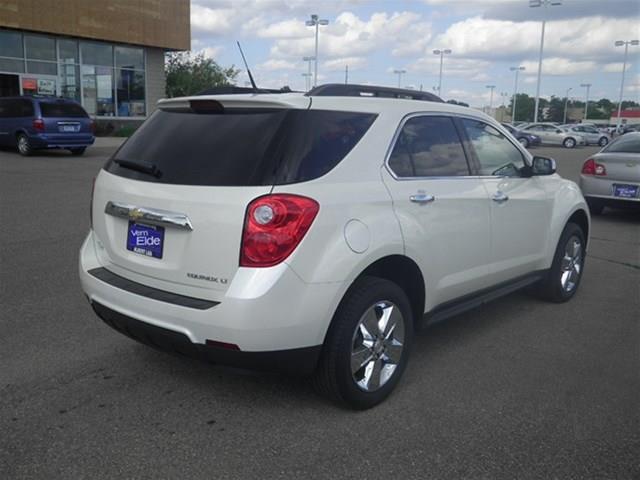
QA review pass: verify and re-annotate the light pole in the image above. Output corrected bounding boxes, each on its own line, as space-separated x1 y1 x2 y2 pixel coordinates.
486 85 496 113
563 87 573 124
529 0 562 123
301 73 312 91
302 56 315 91
305 14 329 88
614 39 639 131
510 66 525 123
433 49 451 97
580 83 591 120
393 69 406 88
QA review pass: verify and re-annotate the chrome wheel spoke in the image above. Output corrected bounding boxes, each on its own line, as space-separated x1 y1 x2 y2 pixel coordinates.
364 358 383 391
383 339 403 364
351 347 373 374
360 308 380 340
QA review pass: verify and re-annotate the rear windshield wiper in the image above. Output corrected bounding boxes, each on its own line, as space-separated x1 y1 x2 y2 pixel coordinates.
113 159 162 178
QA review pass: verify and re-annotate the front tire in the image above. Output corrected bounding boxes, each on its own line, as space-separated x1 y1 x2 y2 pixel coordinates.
518 137 530 148
563 137 576 148
598 137 609 147
536 222 586 303
313 276 414 409
17 134 32 156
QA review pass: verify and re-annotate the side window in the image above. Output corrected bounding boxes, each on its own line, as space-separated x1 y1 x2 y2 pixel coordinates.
0 100 8 118
461 119 527 177
388 116 469 177
16 99 34 117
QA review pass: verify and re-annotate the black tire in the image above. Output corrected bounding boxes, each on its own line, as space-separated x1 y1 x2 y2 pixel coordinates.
313 276 414 410
563 137 576 148
598 137 609 147
17 134 32 156
70 147 86 156
536 222 586 303
586 198 604 215
518 137 530 148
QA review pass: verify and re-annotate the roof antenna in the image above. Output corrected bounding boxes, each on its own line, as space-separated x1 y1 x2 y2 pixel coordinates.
237 41 259 93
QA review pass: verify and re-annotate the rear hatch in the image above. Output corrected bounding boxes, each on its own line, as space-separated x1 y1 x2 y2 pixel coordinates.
92 95 376 297
39 100 92 135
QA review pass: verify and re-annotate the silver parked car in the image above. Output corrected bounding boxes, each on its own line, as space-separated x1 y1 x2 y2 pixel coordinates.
579 132 640 214
521 123 586 148
562 124 611 147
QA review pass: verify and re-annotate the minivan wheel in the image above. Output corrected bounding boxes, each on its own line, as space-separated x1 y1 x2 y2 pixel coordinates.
563 137 576 148
313 276 413 409
17 134 32 156
70 147 86 156
518 137 530 148
536 222 585 303
598 137 609 147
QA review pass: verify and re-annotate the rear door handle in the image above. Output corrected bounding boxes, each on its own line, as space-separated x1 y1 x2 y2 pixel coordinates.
492 191 509 204
410 193 435 204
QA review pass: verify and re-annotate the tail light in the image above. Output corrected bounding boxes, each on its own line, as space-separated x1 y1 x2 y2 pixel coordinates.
240 194 319 268
581 158 607 176
32 118 44 132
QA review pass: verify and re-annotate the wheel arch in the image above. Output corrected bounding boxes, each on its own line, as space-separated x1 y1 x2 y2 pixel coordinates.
567 208 590 247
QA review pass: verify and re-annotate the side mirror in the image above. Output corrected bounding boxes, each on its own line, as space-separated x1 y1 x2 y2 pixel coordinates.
532 156 556 175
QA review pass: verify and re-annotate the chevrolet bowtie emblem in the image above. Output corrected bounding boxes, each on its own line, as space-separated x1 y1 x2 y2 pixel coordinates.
129 208 144 220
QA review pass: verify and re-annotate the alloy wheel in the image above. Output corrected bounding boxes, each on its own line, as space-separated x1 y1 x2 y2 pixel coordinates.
351 301 405 392
18 136 29 155
560 235 582 293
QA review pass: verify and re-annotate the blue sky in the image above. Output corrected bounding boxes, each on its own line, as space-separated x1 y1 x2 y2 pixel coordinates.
190 0 640 107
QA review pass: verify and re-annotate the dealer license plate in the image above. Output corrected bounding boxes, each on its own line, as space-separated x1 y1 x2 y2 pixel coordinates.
126 222 164 259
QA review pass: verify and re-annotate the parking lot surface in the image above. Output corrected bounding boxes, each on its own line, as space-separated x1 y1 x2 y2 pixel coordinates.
1 143 638 479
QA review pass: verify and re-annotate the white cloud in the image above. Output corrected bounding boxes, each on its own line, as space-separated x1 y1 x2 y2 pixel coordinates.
258 59 297 71
323 57 367 71
520 57 598 76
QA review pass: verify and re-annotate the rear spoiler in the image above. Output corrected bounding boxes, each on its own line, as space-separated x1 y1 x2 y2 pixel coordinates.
158 94 311 111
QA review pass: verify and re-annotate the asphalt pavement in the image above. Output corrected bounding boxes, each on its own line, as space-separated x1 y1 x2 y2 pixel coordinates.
1 142 638 479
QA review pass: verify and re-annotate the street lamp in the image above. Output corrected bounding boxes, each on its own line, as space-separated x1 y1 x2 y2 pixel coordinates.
614 39 639 131
305 14 329 88
529 0 562 123
486 85 496 112
302 56 315 91
510 66 525 122
563 87 573 124
433 49 452 97
301 72 312 92
580 83 591 120
393 69 406 88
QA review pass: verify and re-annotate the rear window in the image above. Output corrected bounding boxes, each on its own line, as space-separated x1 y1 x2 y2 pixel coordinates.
105 108 377 186
39 102 88 118
604 135 640 153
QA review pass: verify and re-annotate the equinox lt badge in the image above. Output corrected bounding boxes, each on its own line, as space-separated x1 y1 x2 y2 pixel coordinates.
187 272 228 284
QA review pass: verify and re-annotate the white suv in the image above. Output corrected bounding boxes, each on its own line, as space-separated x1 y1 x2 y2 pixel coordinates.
80 84 590 409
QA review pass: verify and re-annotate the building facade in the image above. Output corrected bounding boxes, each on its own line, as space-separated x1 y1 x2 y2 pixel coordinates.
0 0 189 120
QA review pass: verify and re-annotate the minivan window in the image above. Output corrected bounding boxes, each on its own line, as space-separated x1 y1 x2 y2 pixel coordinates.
39 102 88 118
106 108 377 186
388 116 469 177
0 99 34 118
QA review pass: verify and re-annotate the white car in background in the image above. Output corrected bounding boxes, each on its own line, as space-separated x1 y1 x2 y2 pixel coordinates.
80 84 590 409
562 124 611 147
521 123 586 148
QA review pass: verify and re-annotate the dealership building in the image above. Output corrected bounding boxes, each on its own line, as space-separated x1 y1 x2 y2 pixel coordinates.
0 0 190 120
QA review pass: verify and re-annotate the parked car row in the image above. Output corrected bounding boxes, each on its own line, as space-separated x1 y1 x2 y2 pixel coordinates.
0 95 94 156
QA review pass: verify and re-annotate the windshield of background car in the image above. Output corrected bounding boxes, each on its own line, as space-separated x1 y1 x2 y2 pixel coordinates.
39 102 88 118
604 135 640 153
106 107 377 186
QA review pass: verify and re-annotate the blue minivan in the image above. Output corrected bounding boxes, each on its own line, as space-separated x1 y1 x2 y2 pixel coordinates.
0 96 95 156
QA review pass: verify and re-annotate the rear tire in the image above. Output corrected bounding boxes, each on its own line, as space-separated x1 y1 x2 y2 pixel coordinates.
313 276 414 410
563 137 576 148
17 134 32 156
536 222 586 303
70 147 86 156
586 198 604 215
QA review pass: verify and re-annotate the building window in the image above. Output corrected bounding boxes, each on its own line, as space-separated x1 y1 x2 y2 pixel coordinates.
117 69 145 116
82 65 115 116
115 46 144 70
81 42 114 66
0 30 24 58
25 34 56 61
59 39 79 64
0 58 24 73
60 64 80 102
26 61 57 75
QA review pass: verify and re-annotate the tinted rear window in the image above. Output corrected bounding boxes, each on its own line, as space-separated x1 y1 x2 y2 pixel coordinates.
604 135 640 153
106 108 377 186
39 102 88 118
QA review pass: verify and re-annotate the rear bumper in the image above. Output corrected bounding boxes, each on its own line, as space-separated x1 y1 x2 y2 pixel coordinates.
91 301 321 375
30 133 95 149
580 175 640 203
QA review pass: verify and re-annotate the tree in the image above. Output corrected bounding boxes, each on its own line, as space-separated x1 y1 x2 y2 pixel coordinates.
544 96 565 123
507 93 540 123
165 52 240 98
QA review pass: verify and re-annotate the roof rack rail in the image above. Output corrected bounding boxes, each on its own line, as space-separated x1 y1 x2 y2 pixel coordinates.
197 85 295 95
306 83 443 102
